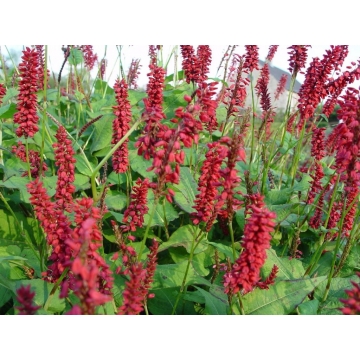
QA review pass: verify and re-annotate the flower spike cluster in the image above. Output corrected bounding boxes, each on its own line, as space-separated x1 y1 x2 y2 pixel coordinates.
15 285 41 315
0 83 6 105
112 78 131 173
223 194 276 295
14 47 39 138
340 273 360 314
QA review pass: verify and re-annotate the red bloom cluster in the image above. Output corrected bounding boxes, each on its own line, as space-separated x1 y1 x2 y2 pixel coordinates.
80 45 98 70
196 45 212 83
27 179 73 283
298 46 349 127
0 83 5 105
340 273 360 314
34 45 50 90
255 63 271 112
66 216 112 314
274 74 287 100
196 81 218 132
136 63 167 160
15 285 41 315
323 60 360 117
122 178 150 232
216 134 246 224
99 59 107 80
243 45 259 72
14 47 39 138
287 45 311 75
192 142 228 227
12 141 47 178
180 45 201 84
223 194 276 295
266 45 278 62
127 58 142 89
118 239 159 315
112 78 131 173
53 126 76 212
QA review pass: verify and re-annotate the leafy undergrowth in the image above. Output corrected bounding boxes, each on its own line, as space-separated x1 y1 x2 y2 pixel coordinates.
1 45 360 315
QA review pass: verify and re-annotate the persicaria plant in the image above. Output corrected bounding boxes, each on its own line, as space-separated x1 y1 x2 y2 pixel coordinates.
1 44 360 315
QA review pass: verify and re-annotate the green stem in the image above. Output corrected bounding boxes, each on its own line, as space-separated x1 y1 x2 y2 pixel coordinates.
91 118 142 201
171 229 203 315
44 268 69 311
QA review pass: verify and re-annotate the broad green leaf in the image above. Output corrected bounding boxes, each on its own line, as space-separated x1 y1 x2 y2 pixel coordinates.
235 208 245 232
128 149 154 179
159 225 207 254
42 176 58 197
1 176 31 203
148 287 197 315
74 154 97 177
90 114 115 154
193 286 228 315
105 190 127 211
152 261 211 290
74 173 90 191
168 247 210 276
165 70 185 83
68 48 84 66
268 203 302 222
243 276 326 315
265 189 292 205
13 279 66 314
292 175 312 192
128 90 145 106
261 249 305 281
314 275 359 315
143 192 178 227
172 167 199 213
94 80 115 96
308 251 333 277
0 285 12 308
0 87 18 104
0 256 27 264
0 103 16 119
207 241 238 263
297 299 320 315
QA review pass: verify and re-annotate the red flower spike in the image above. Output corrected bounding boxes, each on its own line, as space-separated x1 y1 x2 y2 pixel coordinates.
80 45 98 70
15 285 41 315
53 126 76 212
266 46 278 62
274 74 287 100
180 45 201 84
121 178 150 232
112 78 131 173
35 45 50 90
0 83 6 105
224 194 276 295
196 45 212 82
192 142 228 228
244 45 259 73
12 141 47 178
14 47 40 138
340 273 360 314
287 45 311 75
127 59 142 89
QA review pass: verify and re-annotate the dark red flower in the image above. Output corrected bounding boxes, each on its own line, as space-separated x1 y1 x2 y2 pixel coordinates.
0 82 6 105
35 45 50 90
14 47 39 138
180 45 201 84
266 45 278 62
197 45 212 82
121 178 150 232
196 81 219 132
223 194 276 295
53 126 76 212
80 45 98 70
15 285 41 315
127 59 142 89
287 45 311 75
112 78 131 173
274 74 287 100
340 273 360 314
243 45 259 73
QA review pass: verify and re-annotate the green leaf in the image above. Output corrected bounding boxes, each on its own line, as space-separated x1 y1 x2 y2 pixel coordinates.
1 176 31 203
243 276 327 315
94 80 115 96
0 87 18 104
268 203 302 222
105 190 127 211
152 261 211 290
261 249 305 281
74 174 90 191
159 225 207 254
68 48 84 66
0 103 17 119
0 285 12 308
207 241 238 263
165 70 185 83
193 286 228 315
0 255 27 264
297 299 320 315
292 175 312 192
314 275 359 315
13 279 65 313
143 192 179 227
128 149 154 179
172 167 199 213
235 208 245 232
74 154 97 177
128 90 145 106
90 114 115 154
265 189 292 205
